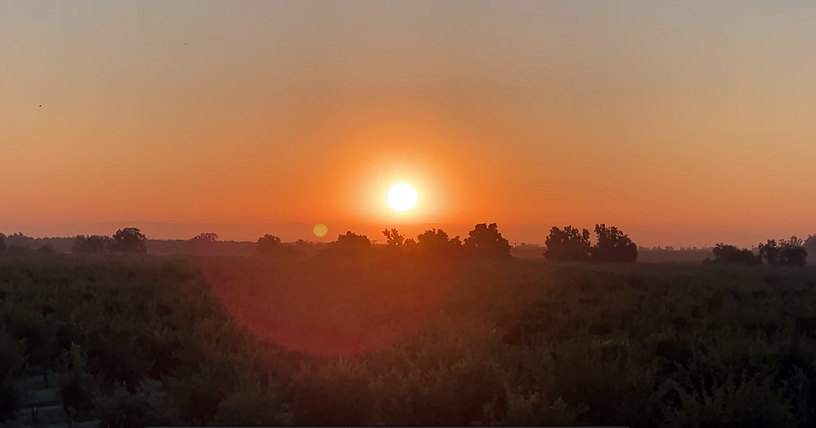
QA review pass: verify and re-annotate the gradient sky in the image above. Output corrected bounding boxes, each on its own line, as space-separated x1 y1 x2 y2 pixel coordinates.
2 0 815 246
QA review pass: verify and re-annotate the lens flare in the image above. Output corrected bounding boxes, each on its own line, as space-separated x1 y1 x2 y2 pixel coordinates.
313 223 328 237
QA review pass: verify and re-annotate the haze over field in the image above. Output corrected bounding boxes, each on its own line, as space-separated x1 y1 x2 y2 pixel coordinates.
2 0 815 246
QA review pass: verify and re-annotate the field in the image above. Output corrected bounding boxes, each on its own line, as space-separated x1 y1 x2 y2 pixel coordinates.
2 253 816 427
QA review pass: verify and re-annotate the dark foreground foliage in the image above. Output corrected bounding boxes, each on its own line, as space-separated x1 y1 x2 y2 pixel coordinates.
1 254 816 427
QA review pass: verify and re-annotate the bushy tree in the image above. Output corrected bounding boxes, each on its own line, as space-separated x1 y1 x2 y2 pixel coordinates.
543 226 591 262
382 229 406 248
110 228 147 254
590 224 638 263
256 234 300 259
320 232 373 257
463 223 511 260
709 243 761 265
760 237 808 267
191 232 221 255
415 229 463 257
758 240 781 265
256 234 282 255
73 235 112 254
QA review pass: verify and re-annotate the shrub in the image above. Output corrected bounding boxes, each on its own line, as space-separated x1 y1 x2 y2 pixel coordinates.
665 375 803 428
96 381 181 428
215 376 290 425
710 243 761 265
0 328 25 423
58 344 97 421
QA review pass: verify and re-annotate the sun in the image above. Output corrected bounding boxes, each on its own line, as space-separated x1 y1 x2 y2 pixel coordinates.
387 183 417 212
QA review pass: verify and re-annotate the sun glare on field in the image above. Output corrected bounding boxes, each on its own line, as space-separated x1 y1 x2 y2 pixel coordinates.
387 183 417 212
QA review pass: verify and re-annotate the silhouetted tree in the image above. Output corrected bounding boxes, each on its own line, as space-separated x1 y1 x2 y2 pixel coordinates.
72 235 112 255
191 232 220 255
256 234 287 256
543 226 591 262
191 232 219 243
320 232 373 257
709 243 761 265
110 228 147 254
0 233 5 255
382 229 406 248
415 229 463 258
761 236 808 267
590 224 638 263
780 244 808 267
463 223 511 260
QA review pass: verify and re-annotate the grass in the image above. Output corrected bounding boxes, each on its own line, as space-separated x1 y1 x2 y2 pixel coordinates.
1 253 816 427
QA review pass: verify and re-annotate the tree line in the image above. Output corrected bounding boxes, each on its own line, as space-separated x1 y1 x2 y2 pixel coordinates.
255 223 514 260
2 228 813 265
706 236 810 266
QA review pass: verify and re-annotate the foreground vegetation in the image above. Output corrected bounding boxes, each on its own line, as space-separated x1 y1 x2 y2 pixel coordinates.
2 252 816 427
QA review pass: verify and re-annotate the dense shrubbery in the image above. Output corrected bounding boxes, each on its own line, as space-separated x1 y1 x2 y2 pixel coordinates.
255 234 301 259
0 327 25 423
706 237 809 267
1 255 816 426
708 243 762 265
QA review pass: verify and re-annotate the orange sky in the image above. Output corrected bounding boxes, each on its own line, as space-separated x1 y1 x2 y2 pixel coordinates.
1 1 815 247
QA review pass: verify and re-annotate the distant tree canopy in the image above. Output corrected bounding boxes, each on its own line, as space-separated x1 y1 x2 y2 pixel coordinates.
73 235 113 255
543 224 637 263
415 229 463 258
256 234 300 258
543 226 591 262
379 223 511 260
110 228 147 254
191 232 219 243
0 233 5 254
257 234 282 253
708 243 761 265
463 223 512 259
759 237 808 267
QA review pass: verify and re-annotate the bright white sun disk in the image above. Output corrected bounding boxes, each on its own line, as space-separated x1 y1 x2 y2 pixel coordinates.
387 183 417 211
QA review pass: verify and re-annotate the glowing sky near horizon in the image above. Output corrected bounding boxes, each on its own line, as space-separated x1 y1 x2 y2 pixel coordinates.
1 0 815 245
